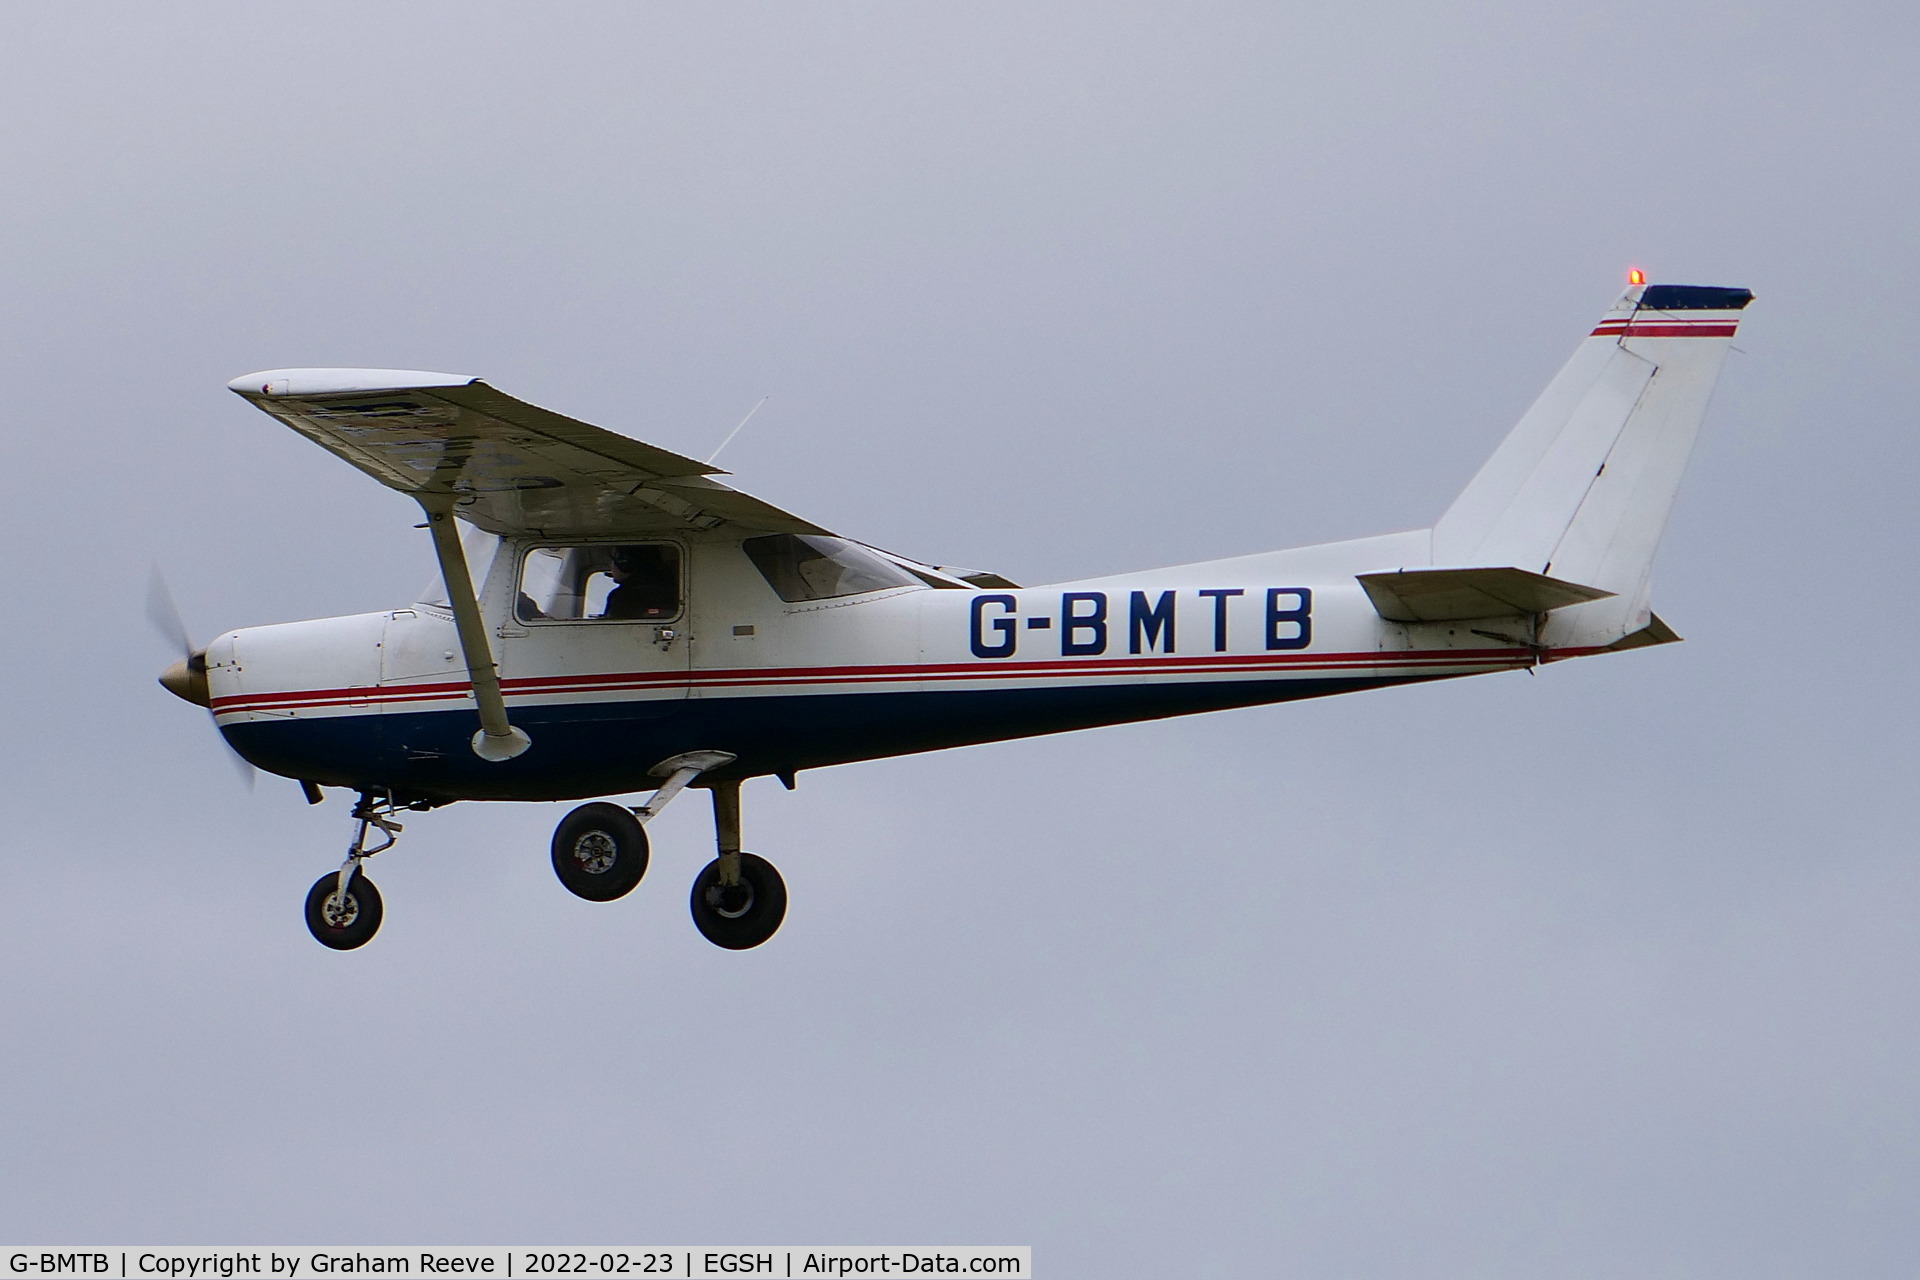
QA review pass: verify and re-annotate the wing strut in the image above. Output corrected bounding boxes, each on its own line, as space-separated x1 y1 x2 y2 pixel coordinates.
419 495 532 762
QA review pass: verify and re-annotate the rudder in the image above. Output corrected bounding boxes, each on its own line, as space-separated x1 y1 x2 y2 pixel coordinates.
1431 282 1752 633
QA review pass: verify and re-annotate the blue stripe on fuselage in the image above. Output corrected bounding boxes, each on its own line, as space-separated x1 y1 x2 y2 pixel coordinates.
219 674 1438 802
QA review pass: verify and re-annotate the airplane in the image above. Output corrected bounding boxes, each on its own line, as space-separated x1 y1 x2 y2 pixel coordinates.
157 277 1753 951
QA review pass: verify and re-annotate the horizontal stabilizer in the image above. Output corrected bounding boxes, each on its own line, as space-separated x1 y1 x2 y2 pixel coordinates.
1357 567 1614 623
1604 612 1682 651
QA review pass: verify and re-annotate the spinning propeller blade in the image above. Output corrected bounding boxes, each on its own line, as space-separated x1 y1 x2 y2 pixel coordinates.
147 564 256 790
223 740 258 792
145 565 194 660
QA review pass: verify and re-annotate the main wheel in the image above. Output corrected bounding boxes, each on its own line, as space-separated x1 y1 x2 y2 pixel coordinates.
304 869 383 950
551 803 650 901
689 852 787 950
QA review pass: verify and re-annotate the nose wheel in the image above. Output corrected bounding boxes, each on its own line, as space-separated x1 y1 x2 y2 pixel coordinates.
304 868 383 950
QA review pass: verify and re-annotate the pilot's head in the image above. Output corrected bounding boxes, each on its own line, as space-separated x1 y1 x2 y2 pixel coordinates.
608 545 668 580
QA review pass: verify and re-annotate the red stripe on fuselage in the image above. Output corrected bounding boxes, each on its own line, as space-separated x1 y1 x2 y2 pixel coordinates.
209 646 1600 719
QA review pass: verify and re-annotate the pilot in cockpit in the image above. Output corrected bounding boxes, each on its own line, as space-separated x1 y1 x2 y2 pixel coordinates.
597 545 679 620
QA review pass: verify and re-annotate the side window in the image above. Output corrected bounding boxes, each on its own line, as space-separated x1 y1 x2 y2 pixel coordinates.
742 534 923 603
517 544 682 623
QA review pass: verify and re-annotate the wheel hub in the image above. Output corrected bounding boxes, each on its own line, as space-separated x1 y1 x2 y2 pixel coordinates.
572 830 619 875
706 879 754 918
323 891 360 928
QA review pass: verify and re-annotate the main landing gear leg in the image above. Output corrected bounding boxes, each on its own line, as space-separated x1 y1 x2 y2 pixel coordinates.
303 793 399 950
548 751 736 902
689 777 787 950
545 749 788 947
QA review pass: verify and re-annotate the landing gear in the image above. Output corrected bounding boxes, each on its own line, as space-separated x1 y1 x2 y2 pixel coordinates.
305 868 383 950
690 851 787 950
551 803 650 901
687 779 787 950
539 753 790 948
303 793 402 950
299 768 794 948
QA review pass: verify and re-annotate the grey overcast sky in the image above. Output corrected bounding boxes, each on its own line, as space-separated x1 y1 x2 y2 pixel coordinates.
3 3 1917 1275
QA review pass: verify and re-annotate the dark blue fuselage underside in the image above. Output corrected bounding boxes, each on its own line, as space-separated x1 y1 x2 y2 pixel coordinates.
220 675 1433 803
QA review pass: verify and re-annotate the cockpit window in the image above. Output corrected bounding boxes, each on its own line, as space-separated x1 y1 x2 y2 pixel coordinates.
742 535 923 603
517 544 681 623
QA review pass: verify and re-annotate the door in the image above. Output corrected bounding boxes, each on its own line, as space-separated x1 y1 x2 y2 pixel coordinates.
496 541 694 721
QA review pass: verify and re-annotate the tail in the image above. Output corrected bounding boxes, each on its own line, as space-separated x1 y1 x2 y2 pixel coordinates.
1427 281 1752 642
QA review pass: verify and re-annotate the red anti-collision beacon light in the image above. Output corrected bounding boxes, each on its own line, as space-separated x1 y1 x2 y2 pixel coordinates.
1627 268 1645 286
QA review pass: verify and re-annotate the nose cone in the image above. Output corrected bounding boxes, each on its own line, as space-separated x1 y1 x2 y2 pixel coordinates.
160 651 211 707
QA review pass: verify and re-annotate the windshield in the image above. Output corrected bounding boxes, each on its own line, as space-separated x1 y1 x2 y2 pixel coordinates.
743 535 923 603
416 529 502 608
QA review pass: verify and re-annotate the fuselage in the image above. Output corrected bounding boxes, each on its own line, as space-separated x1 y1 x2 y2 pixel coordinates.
206 527 1630 804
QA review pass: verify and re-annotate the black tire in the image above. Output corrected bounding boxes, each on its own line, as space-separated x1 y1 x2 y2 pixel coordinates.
551 803 650 901
689 852 787 950
304 869 383 950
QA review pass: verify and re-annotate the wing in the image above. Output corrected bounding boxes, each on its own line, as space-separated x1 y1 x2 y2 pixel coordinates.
228 368 830 538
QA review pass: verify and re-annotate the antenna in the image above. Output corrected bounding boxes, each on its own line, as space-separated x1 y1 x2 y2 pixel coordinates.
707 396 770 464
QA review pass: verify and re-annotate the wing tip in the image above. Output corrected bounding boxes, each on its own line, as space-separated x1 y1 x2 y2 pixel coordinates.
228 368 481 397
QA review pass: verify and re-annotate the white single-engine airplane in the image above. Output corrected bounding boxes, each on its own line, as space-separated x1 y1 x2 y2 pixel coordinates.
159 279 1751 951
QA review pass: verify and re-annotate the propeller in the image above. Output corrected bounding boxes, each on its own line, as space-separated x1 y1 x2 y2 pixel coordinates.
145 567 195 659
148 564 256 790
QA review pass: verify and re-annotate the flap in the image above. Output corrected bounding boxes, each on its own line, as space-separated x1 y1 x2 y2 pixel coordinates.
228 369 830 539
1356 566 1615 623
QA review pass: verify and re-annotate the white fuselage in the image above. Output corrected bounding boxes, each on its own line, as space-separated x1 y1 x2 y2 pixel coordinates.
203 528 1628 802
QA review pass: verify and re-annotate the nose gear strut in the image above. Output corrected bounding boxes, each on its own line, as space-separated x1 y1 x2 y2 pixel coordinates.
302 792 408 950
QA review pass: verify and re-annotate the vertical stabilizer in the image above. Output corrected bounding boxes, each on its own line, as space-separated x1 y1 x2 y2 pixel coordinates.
1432 284 1752 613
